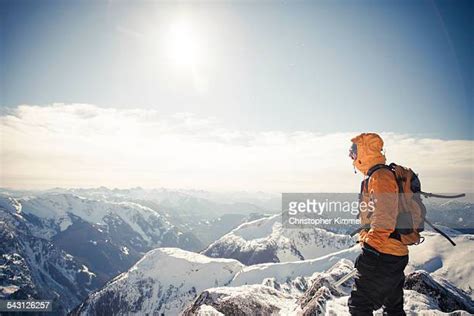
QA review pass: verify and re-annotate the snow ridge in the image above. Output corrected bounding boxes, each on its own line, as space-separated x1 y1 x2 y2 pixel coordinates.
203 214 355 265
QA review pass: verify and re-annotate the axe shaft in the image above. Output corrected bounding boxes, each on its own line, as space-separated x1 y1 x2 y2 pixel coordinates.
333 268 358 288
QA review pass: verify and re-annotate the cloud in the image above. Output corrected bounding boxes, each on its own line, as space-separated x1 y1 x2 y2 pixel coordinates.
1 104 472 193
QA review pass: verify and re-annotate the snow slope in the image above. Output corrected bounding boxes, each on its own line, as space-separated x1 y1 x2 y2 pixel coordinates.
406 231 474 296
71 248 244 316
21 193 170 239
230 246 360 286
203 214 355 265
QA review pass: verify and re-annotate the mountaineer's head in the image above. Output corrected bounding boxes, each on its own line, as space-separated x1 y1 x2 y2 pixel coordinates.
349 133 386 175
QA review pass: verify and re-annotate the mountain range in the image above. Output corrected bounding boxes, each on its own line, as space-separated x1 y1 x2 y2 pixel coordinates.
1 188 473 315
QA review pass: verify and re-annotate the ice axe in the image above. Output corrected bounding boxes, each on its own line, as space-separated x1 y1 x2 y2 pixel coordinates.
332 268 358 288
420 191 465 199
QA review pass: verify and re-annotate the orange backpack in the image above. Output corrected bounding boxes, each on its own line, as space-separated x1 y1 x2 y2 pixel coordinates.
364 163 457 246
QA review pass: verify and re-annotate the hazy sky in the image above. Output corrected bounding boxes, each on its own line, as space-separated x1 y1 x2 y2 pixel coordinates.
0 0 473 191
1 103 472 192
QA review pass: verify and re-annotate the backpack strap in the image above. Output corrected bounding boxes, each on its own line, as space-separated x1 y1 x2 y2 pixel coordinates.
364 164 394 192
424 219 457 246
367 163 392 177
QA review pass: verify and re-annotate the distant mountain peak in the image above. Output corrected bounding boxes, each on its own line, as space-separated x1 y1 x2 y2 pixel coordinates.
203 215 354 265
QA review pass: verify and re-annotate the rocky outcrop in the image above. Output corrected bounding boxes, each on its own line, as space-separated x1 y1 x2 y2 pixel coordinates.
183 285 296 316
404 271 474 313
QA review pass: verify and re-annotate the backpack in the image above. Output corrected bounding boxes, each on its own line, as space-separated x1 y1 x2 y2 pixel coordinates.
362 163 457 246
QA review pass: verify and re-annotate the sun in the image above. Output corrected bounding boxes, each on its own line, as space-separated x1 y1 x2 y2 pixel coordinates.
166 19 201 67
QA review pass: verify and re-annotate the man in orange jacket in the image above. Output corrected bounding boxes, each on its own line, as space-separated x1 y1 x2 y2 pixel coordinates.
348 133 408 316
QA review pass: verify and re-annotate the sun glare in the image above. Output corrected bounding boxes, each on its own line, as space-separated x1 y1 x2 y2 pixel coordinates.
166 19 201 67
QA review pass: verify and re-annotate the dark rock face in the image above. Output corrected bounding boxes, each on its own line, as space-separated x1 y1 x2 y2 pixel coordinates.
52 215 142 284
404 271 474 313
0 203 99 314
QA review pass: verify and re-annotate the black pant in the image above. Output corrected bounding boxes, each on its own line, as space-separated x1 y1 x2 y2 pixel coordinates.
348 245 409 316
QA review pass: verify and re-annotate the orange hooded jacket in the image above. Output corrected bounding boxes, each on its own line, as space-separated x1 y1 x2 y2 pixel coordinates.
352 133 408 256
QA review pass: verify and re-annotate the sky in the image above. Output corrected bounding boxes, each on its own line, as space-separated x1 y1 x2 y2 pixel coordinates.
0 0 473 192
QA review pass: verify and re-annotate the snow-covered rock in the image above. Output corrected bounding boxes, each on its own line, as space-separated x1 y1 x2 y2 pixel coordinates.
203 215 355 265
186 260 474 316
404 270 474 313
183 285 297 316
71 248 244 316
297 259 355 315
406 231 474 296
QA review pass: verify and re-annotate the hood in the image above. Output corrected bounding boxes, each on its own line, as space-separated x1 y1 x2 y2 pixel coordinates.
351 133 386 175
